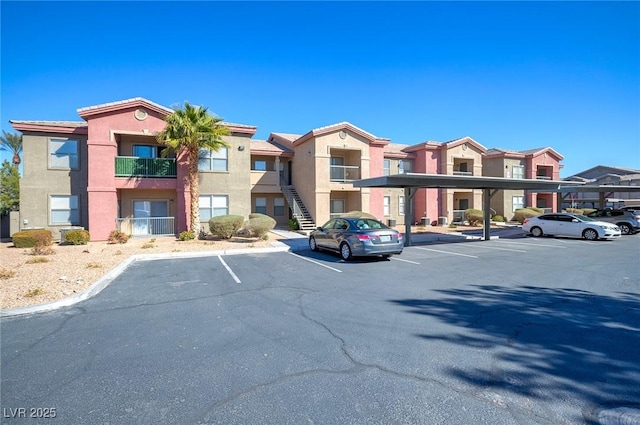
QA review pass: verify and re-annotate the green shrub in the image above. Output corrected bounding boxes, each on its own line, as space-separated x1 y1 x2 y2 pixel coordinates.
492 215 505 222
12 229 53 248
465 208 484 226
209 215 245 239
178 230 196 241
244 214 276 238
107 230 130 244
529 207 545 214
288 218 299 230
566 207 584 215
64 229 90 245
513 208 542 224
582 208 597 215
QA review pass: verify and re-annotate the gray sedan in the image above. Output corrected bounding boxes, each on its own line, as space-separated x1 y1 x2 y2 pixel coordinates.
309 217 404 260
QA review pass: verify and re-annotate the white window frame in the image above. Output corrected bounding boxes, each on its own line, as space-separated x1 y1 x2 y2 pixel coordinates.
383 196 390 216
513 165 524 180
255 197 267 215
383 159 390 176
50 138 79 169
513 195 524 211
199 195 229 221
50 195 79 225
398 159 412 174
274 197 285 216
399 196 405 215
199 147 228 172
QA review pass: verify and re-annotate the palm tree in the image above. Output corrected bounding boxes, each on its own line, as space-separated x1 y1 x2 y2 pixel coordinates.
156 102 230 233
0 130 22 168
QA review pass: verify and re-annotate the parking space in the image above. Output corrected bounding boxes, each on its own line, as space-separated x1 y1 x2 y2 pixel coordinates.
2 235 638 425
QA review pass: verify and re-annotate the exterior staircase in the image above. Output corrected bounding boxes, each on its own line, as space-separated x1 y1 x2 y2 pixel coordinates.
281 185 316 232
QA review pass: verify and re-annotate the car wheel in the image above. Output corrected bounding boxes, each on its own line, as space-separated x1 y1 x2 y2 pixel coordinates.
530 226 543 237
309 236 319 252
618 223 631 235
340 242 352 261
582 228 598 241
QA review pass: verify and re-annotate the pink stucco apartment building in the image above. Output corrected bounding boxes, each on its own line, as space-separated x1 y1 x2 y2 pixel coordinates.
11 97 564 241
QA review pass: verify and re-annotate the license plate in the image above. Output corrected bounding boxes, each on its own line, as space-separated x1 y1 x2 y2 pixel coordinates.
380 235 391 242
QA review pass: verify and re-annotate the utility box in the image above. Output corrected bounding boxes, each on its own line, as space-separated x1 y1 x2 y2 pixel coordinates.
387 219 397 227
438 216 448 226
421 217 430 226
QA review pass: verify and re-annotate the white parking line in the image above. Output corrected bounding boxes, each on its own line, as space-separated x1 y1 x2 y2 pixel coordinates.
288 252 343 272
218 255 241 284
415 247 478 258
470 244 527 253
495 240 567 248
391 257 421 264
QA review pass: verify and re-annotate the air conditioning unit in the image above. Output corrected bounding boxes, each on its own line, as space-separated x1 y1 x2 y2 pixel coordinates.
60 226 84 243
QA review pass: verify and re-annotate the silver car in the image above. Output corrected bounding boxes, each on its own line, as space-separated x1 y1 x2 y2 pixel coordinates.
309 217 404 260
522 213 621 240
585 209 640 235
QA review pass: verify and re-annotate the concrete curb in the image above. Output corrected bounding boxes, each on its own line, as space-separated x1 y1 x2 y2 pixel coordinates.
0 243 292 318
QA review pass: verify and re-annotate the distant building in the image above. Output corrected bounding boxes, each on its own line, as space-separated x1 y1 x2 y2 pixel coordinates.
562 165 640 209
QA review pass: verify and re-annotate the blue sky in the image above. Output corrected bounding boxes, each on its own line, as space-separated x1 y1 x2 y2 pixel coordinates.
1 1 638 177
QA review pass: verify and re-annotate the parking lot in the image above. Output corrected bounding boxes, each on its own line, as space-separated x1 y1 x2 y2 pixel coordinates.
2 234 639 424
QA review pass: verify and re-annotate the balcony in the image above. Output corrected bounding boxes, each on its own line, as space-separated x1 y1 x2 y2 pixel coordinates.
536 175 552 180
330 165 360 182
115 157 176 178
453 171 473 176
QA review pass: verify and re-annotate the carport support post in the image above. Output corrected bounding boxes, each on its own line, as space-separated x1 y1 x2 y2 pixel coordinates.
483 189 498 241
404 187 417 246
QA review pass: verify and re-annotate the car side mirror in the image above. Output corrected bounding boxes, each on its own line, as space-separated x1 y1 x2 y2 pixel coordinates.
572 219 579 222
316 226 323 231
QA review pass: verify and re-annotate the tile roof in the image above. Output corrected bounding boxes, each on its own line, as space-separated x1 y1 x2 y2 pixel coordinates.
77 97 173 114
250 140 294 154
10 120 87 127
270 132 303 142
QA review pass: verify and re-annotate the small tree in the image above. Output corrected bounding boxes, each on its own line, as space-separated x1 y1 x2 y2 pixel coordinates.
156 102 230 233
0 160 19 214
0 131 22 168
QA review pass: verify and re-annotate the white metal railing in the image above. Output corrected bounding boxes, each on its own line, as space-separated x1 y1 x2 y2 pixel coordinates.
330 165 361 182
453 171 473 176
116 217 176 236
536 175 552 180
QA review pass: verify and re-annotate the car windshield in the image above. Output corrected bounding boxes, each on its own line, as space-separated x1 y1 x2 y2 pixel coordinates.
353 218 388 230
573 214 595 222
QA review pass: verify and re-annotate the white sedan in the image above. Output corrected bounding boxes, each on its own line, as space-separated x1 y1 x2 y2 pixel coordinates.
522 213 621 240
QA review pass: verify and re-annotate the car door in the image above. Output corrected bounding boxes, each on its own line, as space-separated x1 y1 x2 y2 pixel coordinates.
555 214 582 237
314 219 336 249
326 219 349 250
536 214 558 235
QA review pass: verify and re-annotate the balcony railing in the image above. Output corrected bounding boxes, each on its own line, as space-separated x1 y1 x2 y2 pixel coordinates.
116 217 176 236
453 171 473 176
536 175 552 180
330 165 360 182
115 157 177 178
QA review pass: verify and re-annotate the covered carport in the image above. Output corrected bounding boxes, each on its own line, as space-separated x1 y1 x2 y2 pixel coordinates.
353 173 583 246
558 185 640 210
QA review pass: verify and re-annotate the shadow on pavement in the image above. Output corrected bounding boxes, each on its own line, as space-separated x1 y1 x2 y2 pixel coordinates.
390 285 640 423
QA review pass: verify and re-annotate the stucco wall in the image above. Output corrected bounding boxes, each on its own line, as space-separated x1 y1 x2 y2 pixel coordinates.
19 131 89 240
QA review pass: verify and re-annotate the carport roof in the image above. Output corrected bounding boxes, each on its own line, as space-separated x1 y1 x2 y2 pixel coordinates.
353 173 582 190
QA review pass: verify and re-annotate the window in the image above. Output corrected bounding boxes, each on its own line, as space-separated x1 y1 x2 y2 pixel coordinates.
383 159 390 176
199 147 228 171
384 196 390 216
513 165 524 179
398 160 412 174
253 160 267 171
199 195 228 221
50 139 78 169
50 195 79 224
133 145 158 158
330 199 345 217
255 197 267 214
274 198 285 216
399 196 405 215
513 195 524 211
